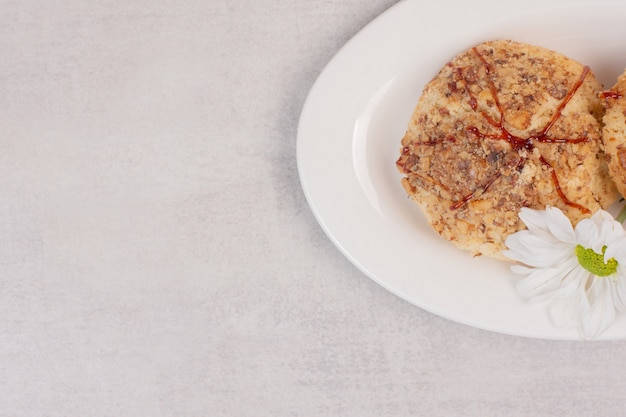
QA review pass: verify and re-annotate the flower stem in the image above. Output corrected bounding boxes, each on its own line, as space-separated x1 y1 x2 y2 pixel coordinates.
617 202 626 224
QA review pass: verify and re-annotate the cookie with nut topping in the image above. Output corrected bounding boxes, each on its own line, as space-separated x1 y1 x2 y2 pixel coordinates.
396 40 618 260
601 70 626 198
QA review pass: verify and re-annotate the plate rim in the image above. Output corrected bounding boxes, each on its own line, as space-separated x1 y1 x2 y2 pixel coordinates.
296 0 626 340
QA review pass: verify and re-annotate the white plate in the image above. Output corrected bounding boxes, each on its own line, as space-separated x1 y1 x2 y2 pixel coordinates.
297 0 626 340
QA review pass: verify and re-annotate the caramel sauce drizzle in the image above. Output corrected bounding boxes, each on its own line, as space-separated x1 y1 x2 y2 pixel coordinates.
600 90 623 100
448 47 591 213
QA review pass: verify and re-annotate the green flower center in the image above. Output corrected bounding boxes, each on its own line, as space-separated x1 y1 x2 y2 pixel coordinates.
575 245 618 277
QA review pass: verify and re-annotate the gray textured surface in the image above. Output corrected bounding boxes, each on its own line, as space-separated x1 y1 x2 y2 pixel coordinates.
1 0 626 416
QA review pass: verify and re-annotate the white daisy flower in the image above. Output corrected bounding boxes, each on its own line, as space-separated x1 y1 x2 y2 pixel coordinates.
503 206 626 339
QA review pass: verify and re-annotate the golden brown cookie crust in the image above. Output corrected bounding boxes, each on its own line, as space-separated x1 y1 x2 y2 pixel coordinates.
602 72 626 198
396 40 618 260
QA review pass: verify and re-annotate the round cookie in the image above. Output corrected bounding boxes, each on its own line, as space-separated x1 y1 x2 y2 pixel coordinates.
602 70 626 198
396 40 618 260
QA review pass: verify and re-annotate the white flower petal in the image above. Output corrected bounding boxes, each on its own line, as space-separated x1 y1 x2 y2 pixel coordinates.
575 216 601 253
548 287 588 329
592 209 615 224
518 207 551 233
604 236 626 265
579 210 624 253
516 267 564 300
598 215 626 246
515 257 580 302
545 206 577 244
512 258 589 303
510 264 533 276
507 230 555 254
504 239 575 268
579 277 616 339
517 206 574 245
546 262 590 300
609 266 626 313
